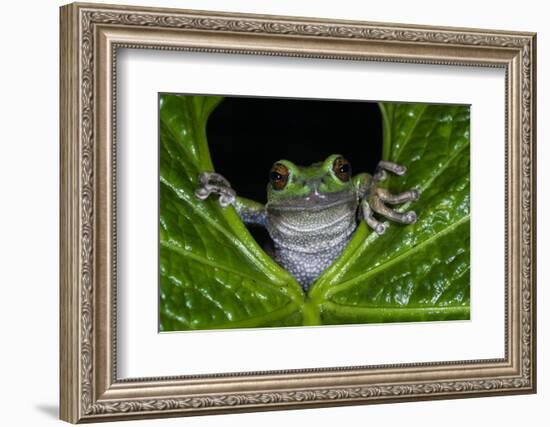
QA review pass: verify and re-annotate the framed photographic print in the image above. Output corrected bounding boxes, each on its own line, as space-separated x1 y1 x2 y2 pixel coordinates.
159 94 469 331
60 2 536 423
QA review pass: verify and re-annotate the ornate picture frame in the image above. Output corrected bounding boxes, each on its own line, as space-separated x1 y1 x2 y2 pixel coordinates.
60 2 536 423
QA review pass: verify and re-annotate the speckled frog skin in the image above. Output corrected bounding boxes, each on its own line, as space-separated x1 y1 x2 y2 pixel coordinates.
196 154 419 291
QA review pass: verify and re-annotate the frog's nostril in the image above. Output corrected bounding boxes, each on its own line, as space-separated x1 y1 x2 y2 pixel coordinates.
309 187 327 201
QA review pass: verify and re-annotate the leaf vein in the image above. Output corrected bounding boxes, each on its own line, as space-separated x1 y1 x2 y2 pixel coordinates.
326 214 470 298
160 239 282 291
393 105 428 161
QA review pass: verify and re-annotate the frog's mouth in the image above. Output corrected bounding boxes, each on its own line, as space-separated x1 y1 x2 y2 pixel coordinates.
267 189 357 212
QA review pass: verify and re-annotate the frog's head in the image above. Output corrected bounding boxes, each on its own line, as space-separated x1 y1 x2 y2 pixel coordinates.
266 154 356 210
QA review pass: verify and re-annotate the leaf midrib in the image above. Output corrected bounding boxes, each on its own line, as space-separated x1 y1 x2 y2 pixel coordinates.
321 301 470 316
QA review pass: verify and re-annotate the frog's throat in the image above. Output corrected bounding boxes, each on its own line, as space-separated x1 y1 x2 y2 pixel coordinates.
274 211 351 233
266 196 359 254
268 214 357 254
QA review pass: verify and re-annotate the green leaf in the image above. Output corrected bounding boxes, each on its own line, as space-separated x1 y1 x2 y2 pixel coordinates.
160 96 470 330
308 103 470 324
159 95 304 331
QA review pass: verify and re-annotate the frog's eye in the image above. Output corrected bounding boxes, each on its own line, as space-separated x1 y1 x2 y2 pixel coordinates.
270 163 290 190
332 157 352 182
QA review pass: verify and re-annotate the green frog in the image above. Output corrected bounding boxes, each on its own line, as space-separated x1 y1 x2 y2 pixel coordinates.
195 154 419 291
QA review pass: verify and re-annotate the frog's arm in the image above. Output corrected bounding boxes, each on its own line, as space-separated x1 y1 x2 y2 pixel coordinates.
195 172 268 227
235 197 268 227
353 173 372 198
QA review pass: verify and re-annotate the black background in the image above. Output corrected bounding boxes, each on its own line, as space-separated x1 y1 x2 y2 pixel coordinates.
206 96 383 247
207 96 383 203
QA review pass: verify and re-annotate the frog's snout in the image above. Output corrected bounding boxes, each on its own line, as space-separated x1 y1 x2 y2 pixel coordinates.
304 187 328 203
302 178 327 201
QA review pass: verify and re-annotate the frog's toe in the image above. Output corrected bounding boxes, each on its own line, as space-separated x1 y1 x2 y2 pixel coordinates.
410 189 420 201
195 187 210 200
394 165 406 175
376 160 407 176
404 211 417 224
375 223 387 235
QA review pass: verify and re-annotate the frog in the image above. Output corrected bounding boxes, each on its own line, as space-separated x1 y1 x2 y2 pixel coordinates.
195 154 419 291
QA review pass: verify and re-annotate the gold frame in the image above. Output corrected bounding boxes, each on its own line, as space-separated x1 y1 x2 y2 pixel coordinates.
60 2 537 423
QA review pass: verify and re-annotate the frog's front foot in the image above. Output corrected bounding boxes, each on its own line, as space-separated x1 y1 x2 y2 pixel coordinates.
363 161 420 235
195 172 236 208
